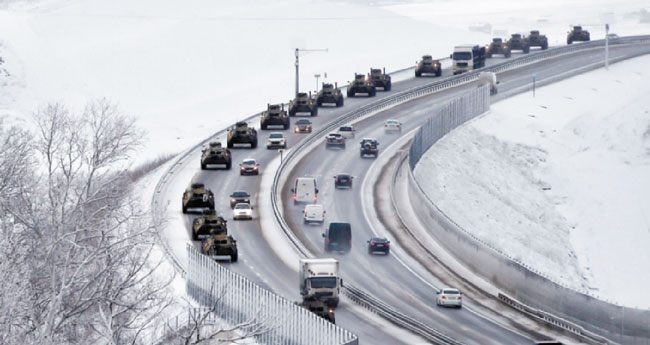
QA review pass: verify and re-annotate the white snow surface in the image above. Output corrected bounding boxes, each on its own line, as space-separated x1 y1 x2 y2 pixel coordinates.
415 53 650 309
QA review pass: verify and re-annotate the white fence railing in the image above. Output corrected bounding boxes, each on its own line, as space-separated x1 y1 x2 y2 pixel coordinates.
186 245 359 345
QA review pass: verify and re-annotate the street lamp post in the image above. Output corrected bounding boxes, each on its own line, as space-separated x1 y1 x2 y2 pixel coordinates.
295 48 328 96
314 74 321 92
605 23 610 70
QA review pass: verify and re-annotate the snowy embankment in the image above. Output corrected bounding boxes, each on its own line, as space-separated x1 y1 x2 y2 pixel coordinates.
415 53 650 308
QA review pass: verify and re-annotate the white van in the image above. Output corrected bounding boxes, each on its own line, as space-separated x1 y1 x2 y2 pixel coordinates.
303 204 325 224
292 177 319 204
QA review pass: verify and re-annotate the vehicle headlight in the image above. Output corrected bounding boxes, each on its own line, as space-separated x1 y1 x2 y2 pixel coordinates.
231 198 236 203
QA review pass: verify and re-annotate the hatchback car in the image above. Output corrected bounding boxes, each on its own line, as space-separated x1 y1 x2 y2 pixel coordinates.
295 119 313 133
229 191 251 208
303 204 325 224
266 132 287 149
436 288 462 308
367 237 390 254
384 119 402 133
333 174 353 188
337 125 356 139
325 133 346 148
239 158 260 175
233 203 253 220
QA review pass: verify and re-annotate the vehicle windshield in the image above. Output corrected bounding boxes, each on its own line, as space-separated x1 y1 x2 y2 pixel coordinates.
235 204 250 209
296 120 311 125
232 192 249 198
329 133 342 138
269 133 283 139
339 127 352 131
305 205 322 212
386 121 398 125
310 277 337 288
242 160 256 165
337 174 350 178
444 290 460 295
453 52 472 60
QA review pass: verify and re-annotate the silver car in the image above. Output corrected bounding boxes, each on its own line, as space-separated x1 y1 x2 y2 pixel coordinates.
436 288 462 308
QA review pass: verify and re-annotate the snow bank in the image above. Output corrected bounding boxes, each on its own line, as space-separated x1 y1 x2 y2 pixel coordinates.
415 53 650 308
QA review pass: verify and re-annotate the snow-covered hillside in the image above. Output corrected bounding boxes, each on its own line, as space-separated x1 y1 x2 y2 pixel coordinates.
415 53 650 308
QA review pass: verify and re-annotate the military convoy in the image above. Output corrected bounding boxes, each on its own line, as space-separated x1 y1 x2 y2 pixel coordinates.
347 73 376 97
528 30 548 50
260 104 290 130
201 228 238 262
316 83 344 107
227 121 258 148
200 142 231 170
289 92 318 117
182 183 215 213
567 26 590 44
369 68 391 91
415 55 442 77
192 208 227 241
507 34 530 53
487 38 511 58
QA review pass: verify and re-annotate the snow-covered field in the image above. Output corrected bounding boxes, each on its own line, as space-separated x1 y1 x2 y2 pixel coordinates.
415 53 650 308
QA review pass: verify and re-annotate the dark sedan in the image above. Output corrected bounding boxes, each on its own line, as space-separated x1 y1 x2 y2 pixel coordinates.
367 237 390 255
295 119 313 133
334 174 353 188
239 158 260 175
229 191 251 208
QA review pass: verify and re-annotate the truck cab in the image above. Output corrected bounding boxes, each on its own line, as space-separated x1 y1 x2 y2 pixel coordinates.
299 258 342 307
452 44 486 75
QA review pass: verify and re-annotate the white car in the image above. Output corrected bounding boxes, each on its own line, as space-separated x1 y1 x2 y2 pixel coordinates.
436 288 462 308
337 125 356 139
266 132 287 149
303 204 325 224
384 119 402 133
233 203 253 220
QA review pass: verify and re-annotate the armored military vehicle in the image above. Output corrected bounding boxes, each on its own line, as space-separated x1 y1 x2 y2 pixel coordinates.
507 33 530 53
347 73 376 97
182 183 215 213
360 138 379 158
567 26 590 44
260 103 290 130
528 30 548 50
200 142 231 170
192 208 228 241
289 92 318 117
487 38 511 58
415 55 442 77
369 67 391 91
227 121 258 148
316 82 344 107
298 300 335 324
201 228 238 262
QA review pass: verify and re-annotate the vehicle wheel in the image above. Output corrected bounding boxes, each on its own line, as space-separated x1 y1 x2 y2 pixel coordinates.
524 46 530 54
227 140 233 148
317 99 323 106
251 140 257 149
289 110 295 117
231 251 238 262
369 88 376 97
336 97 344 107
284 121 289 130
311 109 317 117
436 71 442 77
261 123 267 130
201 162 206 170
192 230 198 241
505 51 511 58
567 39 572 44
347 90 353 97
360 152 363 158
226 161 231 169
415 71 421 77
385 82 391 91
182 203 187 214
542 42 548 50
487 52 492 58
436 299 440 306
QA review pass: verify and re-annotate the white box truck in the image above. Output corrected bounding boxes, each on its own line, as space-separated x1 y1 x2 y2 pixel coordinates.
299 258 342 307
452 44 487 75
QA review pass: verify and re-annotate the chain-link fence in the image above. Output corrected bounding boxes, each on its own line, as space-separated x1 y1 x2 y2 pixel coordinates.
186 245 358 345
409 85 490 170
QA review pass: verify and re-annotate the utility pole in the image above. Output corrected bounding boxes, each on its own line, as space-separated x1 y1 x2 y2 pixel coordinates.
605 23 610 70
314 74 321 92
295 48 328 96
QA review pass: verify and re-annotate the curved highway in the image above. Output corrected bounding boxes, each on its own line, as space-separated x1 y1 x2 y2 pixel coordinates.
162 41 650 344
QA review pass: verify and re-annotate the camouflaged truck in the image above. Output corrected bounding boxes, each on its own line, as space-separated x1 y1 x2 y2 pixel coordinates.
369 67 391 91
347 73 376 97
528 30 548 50
415 55 442 77
201 228 238 262
507 33 530 53
289 92 318 117
227 121 258 148
182 183 215 213
487 38 511 58
192 208 227 241
260 103 290 130
567 26 590 44
298 300 336 324
200 142 231 170
316 82 344 107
